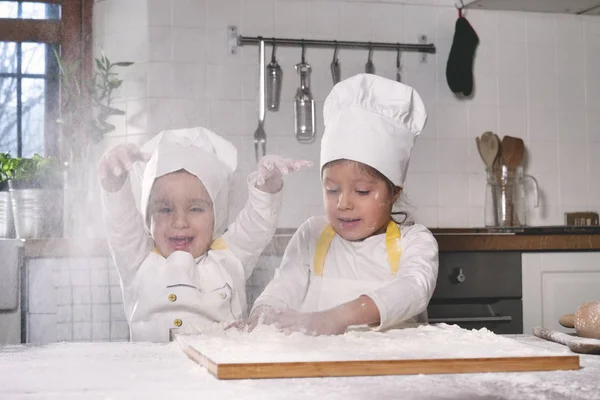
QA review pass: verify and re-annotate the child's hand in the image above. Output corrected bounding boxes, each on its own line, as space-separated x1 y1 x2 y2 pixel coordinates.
98 143 148 192
255 155 313 193
227 306 348 336
226 306 281 332
272 309 349 336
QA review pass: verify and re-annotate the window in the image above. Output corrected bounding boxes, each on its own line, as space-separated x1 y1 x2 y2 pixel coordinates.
0 0 92 158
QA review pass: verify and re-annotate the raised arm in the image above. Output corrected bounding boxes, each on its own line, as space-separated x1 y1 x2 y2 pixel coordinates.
99 144 153 286
222 155 312 278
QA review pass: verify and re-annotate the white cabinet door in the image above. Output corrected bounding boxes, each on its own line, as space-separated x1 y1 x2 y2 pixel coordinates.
522 252 600 334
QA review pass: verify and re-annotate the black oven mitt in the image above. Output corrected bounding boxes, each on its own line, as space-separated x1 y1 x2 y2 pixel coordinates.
446 16 479 96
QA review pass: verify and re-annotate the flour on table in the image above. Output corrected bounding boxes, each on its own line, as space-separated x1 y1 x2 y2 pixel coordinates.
181 323 567 364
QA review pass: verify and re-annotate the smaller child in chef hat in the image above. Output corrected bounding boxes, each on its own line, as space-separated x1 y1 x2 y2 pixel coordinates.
99 127 311 342
245 74 439 335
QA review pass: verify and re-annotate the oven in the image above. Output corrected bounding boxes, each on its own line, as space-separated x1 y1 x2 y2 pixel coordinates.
426 251 523 334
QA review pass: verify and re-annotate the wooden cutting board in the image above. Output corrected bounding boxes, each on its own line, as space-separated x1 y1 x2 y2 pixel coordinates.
175 326 579 380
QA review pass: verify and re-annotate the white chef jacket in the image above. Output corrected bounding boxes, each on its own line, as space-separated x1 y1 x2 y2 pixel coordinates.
102 173 282 342
252 215 439 331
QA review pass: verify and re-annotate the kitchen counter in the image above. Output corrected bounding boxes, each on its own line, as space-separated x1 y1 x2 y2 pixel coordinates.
430 230 600 252
0 335 598 400
16 226 600 258
20 237 110 258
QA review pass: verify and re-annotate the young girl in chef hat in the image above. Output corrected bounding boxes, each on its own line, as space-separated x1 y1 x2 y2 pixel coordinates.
99 127 310 342
246 74 439 335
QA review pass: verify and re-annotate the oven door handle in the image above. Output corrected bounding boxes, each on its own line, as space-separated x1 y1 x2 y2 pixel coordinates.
428 316 513 323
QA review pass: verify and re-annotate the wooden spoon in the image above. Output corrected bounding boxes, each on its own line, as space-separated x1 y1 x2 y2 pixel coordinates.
476 131 500 170
559 301 600 339
500 136 524 170
476 132 501 226
499 136 525 225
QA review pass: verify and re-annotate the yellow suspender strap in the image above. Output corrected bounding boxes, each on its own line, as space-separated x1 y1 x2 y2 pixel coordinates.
313 221 402 277
385 221 402 276
313 225 336 276
209 237 227 250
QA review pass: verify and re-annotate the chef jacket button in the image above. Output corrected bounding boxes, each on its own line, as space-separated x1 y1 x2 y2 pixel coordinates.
168 293 177 302
173 318 182 327
219 292 227 299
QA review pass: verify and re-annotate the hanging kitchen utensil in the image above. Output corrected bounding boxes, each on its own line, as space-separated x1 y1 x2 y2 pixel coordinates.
266 40 282 111
253 38 266 162
396 46 402 82
330 42 341 86
365 45 375 74
294 42 316 144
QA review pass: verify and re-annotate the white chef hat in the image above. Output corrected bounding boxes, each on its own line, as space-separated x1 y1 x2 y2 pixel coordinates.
320 73 427 187
139 127 237 239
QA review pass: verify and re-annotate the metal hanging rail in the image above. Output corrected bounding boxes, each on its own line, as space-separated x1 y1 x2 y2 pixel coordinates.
239 36 436 53
227 26 436 56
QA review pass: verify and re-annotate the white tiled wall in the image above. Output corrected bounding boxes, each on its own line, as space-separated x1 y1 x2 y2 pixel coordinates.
93 0 600 228
26 257 129 344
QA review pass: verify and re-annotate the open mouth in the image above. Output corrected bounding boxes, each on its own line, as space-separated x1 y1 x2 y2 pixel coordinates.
168 236 194 250
338 217 361 228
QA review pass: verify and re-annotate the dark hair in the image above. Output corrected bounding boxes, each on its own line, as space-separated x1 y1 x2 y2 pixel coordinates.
322 159 409 224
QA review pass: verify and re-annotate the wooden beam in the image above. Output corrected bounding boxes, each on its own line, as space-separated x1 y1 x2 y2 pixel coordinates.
19 0 62 4
60 0 82 66
81 0 93 81
0 19 61 43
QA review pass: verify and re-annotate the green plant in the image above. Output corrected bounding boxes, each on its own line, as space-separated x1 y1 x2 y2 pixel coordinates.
10 154 65 189
0 152 17 184
54 48 133 162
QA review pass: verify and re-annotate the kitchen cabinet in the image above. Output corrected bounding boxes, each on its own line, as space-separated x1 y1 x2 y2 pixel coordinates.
522 252 600 334
463 0 600 15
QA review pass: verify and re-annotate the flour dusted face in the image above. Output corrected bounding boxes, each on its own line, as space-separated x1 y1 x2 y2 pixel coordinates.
148 170 214 258
322 160 399 241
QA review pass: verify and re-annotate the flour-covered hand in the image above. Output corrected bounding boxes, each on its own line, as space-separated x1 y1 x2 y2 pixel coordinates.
255 155 312 193
226 306 283 332
98 143 149 192
272 309 349 336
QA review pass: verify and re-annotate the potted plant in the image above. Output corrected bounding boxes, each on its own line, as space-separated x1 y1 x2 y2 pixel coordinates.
0 152 17 238
8 154 64 190
8 154 65 238
54 50 133 238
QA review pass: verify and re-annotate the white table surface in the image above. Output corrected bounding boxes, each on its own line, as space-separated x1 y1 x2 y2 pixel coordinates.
0 335 598 400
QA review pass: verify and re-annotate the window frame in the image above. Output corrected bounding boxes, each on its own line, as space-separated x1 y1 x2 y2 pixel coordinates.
0 0 93 158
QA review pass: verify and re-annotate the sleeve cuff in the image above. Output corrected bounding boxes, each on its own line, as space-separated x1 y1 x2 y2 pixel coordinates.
362 292 389 331
250 295 289 315
246 171 283 210
101 177 139 218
